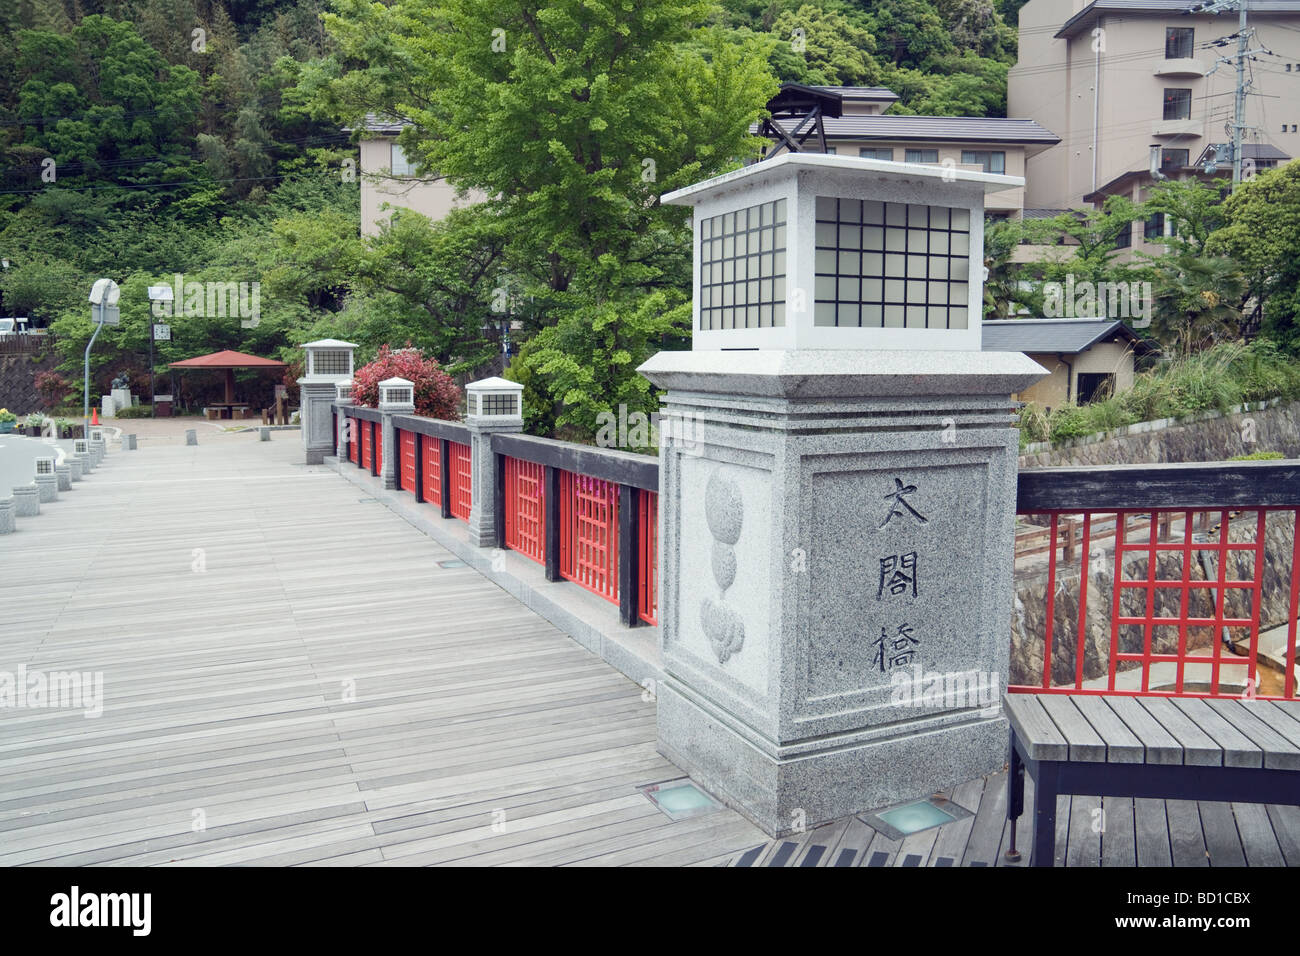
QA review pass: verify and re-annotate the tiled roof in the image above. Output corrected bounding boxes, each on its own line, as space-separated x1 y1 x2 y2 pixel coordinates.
761 115 1060 145
982 318 1143 354
813 86 900 102
1057 0 1300 38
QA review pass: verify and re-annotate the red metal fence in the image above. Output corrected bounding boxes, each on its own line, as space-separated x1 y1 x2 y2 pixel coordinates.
503 456 546 565
1011 501 1298 701
559 472 620 605
360 420 372 470
348 419 358 464
448 441 473 521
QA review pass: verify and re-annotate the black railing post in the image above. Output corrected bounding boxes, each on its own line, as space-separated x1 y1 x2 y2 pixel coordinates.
413 429 424 503
618 484 640 626
495 453 508 550
439 438 452 519
370 420 379 477
544 465 562 582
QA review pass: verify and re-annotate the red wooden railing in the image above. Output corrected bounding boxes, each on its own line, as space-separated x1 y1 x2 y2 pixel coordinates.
374 422 382 474
360 419 372 470
1010 507 1298 700
559 471 620 605
399 430 417 493
421 434 442 508
638 490 659 625
448 441 473 521
348 420 359 464
503 456 546 565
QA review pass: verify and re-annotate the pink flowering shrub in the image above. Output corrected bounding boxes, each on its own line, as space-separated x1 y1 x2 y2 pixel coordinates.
351 344 462 421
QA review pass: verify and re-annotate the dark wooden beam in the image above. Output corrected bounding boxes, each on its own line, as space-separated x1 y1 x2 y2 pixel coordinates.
491 433 658 492
618 485 640 627
1017 461 1300 512
544 464 561 583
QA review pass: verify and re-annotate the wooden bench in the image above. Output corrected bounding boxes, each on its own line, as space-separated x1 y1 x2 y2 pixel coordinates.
1004 692 1300 866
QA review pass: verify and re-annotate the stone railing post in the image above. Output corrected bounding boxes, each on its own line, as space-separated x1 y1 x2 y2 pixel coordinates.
463 377 525 548
334 381 354 459
377 378 415 491
639 152 1046 836
298 339 357 465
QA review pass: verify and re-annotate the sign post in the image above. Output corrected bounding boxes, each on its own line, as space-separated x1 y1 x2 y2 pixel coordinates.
84 279 120 435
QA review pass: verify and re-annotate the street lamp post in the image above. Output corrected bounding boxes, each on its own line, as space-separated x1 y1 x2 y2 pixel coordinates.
85 279 120 434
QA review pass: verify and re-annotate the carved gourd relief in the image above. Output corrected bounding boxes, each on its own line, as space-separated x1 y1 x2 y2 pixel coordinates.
701 469 745 663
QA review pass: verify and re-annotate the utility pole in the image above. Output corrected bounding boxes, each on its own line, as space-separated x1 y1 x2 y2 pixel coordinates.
1191 0 1268 188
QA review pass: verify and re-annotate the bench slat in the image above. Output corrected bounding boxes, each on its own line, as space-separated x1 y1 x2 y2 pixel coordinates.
1172 698 1261 769
1258 701 1300 753
1103 697 1183 765
1039 695 1106 762
1003 695 1068 761
1137 697 1222 767
1071 696 1144 764
1204 699 1300 771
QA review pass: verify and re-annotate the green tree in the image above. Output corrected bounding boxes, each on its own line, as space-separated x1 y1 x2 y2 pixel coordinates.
1148 251 1245 355
1207 162 1300 349
769 4 879 86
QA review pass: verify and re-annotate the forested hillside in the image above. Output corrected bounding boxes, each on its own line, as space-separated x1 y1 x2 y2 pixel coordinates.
0 0 1025 428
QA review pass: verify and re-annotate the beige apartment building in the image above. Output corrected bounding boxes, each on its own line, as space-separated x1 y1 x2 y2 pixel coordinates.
1010 0 1300 212
761 86 1061 215
349 116 484 235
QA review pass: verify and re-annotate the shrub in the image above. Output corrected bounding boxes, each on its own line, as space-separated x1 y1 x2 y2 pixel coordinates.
1228 450 1285 461
1047 404 1093 443
34 370 70 409
115 405 153 419
351 344 462 421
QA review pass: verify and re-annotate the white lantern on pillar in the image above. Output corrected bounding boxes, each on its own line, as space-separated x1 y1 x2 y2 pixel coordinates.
377 377 415 413
464 376 523 424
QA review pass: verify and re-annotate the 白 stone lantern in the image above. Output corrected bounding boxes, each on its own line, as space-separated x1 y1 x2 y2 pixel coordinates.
334 380 354 459
298 339 357 465
462 376 524 547
377 377 415 490
639 153 1046 835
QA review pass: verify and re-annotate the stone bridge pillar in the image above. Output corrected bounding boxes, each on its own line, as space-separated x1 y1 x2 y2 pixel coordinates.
639 153 1046 836
298 339 357 465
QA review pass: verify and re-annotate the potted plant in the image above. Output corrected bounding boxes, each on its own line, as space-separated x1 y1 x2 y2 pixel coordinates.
0 408 16 434
24 413 44 436
54 417 78 439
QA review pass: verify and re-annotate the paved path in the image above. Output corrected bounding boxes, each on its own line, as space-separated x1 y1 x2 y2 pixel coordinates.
0 433 763 865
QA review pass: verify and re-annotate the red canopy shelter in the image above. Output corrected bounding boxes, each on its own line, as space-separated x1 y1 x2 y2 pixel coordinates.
168 349 287 410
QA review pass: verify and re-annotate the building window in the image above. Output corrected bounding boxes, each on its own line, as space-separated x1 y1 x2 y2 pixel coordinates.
813 196 971 331
1160 148 1189 170
960 150 1006 174
904 148 939 164
1165 27 1194 59
859 147 895 161
1114 221 1133 249
1163 88 1192 121
391 143 415 176
698 199 787 330
1144 212 1166 241
824 146 838 154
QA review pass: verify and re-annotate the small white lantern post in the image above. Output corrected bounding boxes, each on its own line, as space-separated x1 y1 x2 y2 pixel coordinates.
73 437 93 473
33 457 57 503
639 153 1047 835
334 380 354 459
377 377 415 490
298 339 357 464
463 376 525 547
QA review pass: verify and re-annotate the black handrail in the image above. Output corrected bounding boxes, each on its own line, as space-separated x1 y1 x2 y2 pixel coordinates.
1017 460 1300 512
491 433 658 492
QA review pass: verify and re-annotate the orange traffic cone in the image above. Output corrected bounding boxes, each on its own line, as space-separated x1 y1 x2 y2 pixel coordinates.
91 407 99 426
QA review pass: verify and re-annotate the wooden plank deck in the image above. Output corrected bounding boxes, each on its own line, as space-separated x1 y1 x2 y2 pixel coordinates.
2 432 1295 866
